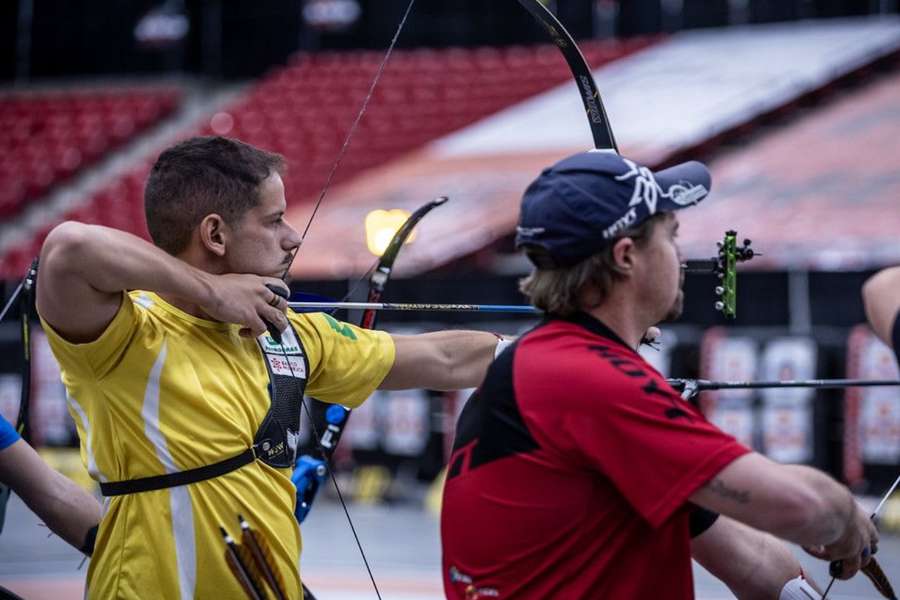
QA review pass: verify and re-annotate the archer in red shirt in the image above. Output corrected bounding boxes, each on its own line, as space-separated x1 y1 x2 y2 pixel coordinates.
441 151 876 599
443 313 748 598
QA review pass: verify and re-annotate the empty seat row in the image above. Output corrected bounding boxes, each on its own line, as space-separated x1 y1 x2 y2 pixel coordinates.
0 39 655 278
0 88 181 219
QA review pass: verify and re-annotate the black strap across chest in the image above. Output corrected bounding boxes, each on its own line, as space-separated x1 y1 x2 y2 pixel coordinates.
99 325 309 497
99 448 258 496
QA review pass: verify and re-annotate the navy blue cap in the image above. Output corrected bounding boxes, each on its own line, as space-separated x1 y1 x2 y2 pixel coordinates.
515 150 711 268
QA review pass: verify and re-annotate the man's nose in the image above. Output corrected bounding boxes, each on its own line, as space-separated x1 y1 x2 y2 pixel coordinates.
284 222 302 250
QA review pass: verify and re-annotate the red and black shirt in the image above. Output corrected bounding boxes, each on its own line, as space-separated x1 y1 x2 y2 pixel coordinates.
441 313 749 600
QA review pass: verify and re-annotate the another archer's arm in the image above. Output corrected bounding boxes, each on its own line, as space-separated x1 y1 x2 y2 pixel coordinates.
0 417 101 553
692 514 822 599
379 331 503 390
862 266 900 349
690 453 877 580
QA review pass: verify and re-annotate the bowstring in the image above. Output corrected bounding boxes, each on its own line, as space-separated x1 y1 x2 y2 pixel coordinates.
286 0 416 314
281 1 417 598
297 0 418 250
297 394 382 599
0 280 24 323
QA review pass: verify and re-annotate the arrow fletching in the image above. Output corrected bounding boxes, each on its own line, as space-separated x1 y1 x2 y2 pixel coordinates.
221 526 266 600
239 515 287 600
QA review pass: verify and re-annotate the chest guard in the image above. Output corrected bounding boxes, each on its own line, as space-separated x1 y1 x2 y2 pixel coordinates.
254 326 309 468
99 324 309 496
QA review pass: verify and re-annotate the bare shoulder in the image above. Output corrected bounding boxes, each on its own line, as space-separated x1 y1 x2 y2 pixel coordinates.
36 222 122 343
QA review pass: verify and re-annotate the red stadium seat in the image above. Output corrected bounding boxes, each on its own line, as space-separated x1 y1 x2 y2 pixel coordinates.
1 40 662 275
0 88 181 218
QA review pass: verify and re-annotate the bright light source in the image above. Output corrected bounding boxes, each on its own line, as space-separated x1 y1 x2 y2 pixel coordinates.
303 0 362 30
134 8 189 47
365 209 413 257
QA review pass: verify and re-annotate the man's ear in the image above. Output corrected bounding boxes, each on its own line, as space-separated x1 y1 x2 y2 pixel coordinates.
611 237 635 275
198 214 229 257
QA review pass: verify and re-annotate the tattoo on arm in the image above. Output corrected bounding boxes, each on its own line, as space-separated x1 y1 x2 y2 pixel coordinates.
708 478 751 504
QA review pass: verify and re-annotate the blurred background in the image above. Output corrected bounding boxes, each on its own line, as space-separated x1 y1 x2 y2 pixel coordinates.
1 0 899 598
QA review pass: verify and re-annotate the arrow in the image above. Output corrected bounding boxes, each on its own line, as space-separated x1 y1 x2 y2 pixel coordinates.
289 301 541 314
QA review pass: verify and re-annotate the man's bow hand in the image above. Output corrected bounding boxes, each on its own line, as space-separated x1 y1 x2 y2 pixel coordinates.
292 455 328 524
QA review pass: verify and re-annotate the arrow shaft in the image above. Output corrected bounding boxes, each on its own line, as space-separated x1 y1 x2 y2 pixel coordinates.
687 379 900 391
871 473 900 519
289 301 541 314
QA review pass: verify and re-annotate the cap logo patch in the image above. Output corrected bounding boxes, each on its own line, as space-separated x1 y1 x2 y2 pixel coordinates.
516 225 546 238
615 158 707 214
602 206 637 239
668 182 708 206
616 159 662 214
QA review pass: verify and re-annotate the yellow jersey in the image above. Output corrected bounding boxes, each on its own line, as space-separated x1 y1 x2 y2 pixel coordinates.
40 291 395 599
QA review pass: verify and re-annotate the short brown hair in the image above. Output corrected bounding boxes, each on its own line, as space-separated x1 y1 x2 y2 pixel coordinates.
145 136 284 254
519 214 665 316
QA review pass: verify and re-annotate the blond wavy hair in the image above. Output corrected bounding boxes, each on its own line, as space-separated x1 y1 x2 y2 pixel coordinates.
519 214 664 316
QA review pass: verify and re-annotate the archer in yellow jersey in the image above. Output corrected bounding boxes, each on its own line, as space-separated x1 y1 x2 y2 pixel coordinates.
36 136 503 599
42 291 393 599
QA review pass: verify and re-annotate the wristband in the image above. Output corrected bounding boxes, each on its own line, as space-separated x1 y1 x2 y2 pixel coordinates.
80 524 99 556
494 337 513 359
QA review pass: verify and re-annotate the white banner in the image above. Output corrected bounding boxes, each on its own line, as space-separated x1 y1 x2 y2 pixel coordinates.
382 389 429 457
343 391 381 450
761 404 813 464
711 406 754 449
760 337 817 404
704 334 758 405
851 330 900 464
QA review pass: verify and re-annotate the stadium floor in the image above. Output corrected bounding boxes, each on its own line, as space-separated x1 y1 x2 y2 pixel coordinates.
1 495 897 599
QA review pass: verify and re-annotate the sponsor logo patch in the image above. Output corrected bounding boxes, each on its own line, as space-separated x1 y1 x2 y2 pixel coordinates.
266 354 306 378
261 328 304 355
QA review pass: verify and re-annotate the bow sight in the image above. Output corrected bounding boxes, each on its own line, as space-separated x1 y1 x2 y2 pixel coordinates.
683 230 757 319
